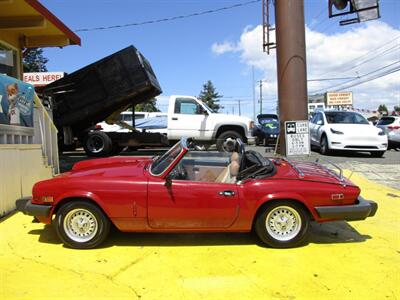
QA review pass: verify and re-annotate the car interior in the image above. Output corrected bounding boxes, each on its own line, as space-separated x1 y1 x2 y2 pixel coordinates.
169 139 276 183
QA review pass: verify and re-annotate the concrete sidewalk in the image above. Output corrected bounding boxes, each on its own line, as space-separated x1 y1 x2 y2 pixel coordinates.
1 171 399 300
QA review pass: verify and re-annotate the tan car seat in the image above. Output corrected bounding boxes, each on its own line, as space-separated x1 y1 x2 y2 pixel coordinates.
215 152 240 183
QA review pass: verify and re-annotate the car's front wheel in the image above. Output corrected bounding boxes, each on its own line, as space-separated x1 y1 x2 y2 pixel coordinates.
320 135 330 155
55 201 110 249
370 151 385 158
254 201 310 248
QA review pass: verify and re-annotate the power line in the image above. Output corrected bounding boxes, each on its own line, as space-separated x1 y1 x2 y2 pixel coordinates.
311 61 400 93
74 0 261 32
317 35 400 77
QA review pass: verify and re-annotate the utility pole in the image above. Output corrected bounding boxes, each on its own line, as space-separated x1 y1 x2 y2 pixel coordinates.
259 80 263 115
238 99 241 116
252 66 256 120
275 0 308 155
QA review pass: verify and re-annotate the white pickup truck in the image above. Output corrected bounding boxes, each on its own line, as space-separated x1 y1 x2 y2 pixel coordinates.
166 95 255 151
98 95 255 153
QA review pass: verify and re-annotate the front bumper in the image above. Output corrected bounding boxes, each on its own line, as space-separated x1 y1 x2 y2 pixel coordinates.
315 196 377 221
16 197 52 217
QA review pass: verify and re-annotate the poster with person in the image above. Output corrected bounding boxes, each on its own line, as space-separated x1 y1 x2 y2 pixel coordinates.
0 74 34 127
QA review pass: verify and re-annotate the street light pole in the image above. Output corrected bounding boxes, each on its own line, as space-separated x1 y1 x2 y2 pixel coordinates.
259 80 263 115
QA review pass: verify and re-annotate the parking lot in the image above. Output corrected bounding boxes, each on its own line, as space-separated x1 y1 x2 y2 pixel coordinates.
1 147 399 300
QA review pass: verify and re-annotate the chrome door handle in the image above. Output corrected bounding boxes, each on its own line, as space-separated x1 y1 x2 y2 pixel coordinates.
219 190 235 197
172 117 178 120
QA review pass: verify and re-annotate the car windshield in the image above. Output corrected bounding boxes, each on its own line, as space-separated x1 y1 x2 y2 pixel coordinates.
325 112 369 124
377 117 395 125
259 118 279 128
150 142 183 175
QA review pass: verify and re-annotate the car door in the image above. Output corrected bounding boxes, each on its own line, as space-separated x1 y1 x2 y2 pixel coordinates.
311 113 324 145
147 179 239 229
168 97 210 140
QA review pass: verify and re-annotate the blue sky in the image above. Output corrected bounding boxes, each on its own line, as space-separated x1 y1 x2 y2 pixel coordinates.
41 0 400 118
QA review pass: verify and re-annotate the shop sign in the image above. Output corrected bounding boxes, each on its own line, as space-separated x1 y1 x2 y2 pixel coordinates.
23 72 64 86
326 92 353 106
0 74 34 127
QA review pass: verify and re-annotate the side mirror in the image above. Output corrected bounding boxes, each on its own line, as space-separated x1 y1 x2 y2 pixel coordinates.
165 174 172 187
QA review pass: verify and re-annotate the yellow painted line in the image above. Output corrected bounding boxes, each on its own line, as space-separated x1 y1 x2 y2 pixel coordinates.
1 172 399 300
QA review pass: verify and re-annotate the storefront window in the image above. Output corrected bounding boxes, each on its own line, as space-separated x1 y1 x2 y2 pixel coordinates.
0 43 18 79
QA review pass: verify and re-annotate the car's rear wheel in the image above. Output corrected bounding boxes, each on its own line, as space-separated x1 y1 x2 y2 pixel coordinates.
55 201 110 249
370 151 385 158
255 201 310 248
320 135 330 155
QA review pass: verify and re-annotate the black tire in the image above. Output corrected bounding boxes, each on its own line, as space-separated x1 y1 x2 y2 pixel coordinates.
83 131 113 157
320 135 330 155
216 130 243 152
370 151 385 158
254 201 310 248
55 201 110 249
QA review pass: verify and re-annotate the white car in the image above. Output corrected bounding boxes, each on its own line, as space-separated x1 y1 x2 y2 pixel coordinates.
309 110 388 157
376 116 400 150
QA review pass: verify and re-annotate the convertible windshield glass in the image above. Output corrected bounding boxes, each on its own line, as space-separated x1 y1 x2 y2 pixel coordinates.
325 112 369 124
150 142 183 175
260 118 279 128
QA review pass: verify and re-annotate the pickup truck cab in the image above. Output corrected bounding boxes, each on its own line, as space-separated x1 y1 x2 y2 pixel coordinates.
167 95 255 151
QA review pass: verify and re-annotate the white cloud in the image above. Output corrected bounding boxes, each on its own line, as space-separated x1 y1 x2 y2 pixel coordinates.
212 21 400 111
211 41 239 55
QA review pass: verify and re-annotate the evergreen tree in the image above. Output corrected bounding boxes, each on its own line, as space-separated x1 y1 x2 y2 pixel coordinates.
135 98 160 112
22 48 48 72
394 105 400 112
377 104 388 114
198 80 222 112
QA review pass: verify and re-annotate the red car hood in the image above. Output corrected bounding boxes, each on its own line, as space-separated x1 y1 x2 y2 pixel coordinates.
274 159 356 186
71 156 152 172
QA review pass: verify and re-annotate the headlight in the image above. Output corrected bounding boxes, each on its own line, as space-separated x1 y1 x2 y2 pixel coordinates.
378 130 386 136
249 121 254 130
330 128 344 134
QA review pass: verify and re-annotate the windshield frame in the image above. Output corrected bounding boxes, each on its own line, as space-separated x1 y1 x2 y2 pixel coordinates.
149 138 188 178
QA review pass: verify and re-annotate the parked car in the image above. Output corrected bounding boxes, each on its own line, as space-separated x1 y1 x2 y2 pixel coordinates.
252 114 279 146
376 116 400 150
309 110 388 157
16 138 377 249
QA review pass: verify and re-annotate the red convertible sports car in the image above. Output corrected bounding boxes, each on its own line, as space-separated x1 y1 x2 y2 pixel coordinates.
16 138 377 249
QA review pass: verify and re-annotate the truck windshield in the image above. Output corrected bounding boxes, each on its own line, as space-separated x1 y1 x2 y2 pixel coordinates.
150 142 183 175
202 102 216 113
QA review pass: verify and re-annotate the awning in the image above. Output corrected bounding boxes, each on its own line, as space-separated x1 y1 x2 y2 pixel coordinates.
0 0 80 48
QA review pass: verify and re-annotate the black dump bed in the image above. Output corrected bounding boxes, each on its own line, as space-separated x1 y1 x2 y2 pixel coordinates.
44 46 162 131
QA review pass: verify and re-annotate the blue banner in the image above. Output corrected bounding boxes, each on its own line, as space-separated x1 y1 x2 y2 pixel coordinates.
0 74 34 127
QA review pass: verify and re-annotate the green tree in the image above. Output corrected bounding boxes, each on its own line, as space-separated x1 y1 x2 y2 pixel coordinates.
135 98 160 112
22 48 48 72
377 104 388 114
198 80 222 112
394 105 400 112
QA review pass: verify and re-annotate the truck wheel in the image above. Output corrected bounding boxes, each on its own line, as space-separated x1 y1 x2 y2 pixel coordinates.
255 201 310 248
216 131 243 152
83 131 113 157
54 201 110 249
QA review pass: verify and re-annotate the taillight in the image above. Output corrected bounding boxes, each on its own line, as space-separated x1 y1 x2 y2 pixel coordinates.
388 126 400 130
95 124 102 129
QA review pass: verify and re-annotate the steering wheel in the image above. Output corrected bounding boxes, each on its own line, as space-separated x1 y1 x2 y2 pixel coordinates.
170 162 187 180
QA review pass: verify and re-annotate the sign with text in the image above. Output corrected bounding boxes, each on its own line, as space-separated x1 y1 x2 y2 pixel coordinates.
326 92 353 106
285 120 310 156
23 72 64 86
